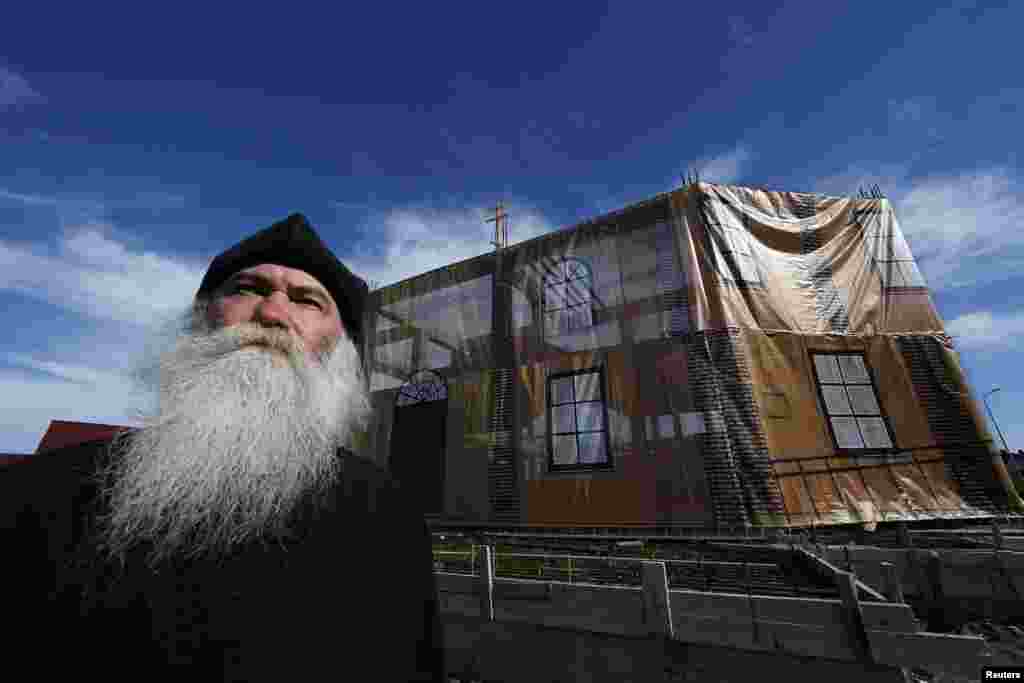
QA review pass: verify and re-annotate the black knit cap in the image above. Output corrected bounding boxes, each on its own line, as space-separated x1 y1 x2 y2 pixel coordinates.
195 213 368 353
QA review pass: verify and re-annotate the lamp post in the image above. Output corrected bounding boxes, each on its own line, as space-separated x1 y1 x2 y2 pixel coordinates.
983 387 1011 453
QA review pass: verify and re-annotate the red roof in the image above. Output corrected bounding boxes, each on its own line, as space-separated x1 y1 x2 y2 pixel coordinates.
35 420 136 454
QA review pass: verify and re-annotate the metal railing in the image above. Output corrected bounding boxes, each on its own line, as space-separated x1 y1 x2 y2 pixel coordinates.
433 547 829 597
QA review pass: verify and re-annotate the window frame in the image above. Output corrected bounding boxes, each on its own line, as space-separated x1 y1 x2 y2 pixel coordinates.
809 351 898 455
541 256 595 339
702 197 765 290
546 365 613 472
857 204 929 293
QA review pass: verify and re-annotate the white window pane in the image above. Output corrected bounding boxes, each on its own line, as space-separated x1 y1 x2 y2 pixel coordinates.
679 412 705 436
858 417 893 449
831 417 865 449
565 259 585 280
814 355 841 383
577 432 606 464
890 231 913 259
821 386 853 415
567 306 591 330
838 355 870 384
657 414 675 439
881 261 906 287
732 231 751 256
553 435 577 465
576 402 604 432
574 372 600 402
544 283 564 311
738 256 759 283
424 341 452 370
553 404 575 433
565 280 587 305
846 385 880 414
544 310 563 338
552 377 574 405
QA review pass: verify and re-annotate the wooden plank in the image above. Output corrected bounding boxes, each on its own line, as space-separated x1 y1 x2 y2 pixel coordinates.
640 561 673 638
479 545 494 621
437 571 477 594
669 589 752 621
673 614 759 651
880 562 904 604
860 602 919 632
756 621 853 660
797 547 888 602
867 630 989 679
837 569 873 663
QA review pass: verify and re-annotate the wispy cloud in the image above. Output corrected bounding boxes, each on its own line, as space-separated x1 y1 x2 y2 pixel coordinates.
687 145 753 185
0 66 42 108
896 168 1024 290
814 165 1024 290
0 222 205 328
345 201 557 289
0 366 147 454
946 310 1024 351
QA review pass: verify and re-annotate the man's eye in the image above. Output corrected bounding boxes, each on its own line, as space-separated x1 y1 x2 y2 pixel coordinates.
299 298 322 309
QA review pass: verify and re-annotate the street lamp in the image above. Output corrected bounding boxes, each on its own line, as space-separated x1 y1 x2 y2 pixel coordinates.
983 387 1011 452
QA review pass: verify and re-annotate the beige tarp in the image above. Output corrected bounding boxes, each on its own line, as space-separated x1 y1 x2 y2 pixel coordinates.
363 181 1018 526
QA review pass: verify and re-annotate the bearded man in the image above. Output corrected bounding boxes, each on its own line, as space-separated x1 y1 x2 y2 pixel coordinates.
1 214 446 682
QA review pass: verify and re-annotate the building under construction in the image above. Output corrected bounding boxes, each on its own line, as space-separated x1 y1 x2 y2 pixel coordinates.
359 181 1022 531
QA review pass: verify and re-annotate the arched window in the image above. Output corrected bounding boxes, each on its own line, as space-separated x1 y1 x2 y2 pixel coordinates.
542 257 593 338
395 368 448 407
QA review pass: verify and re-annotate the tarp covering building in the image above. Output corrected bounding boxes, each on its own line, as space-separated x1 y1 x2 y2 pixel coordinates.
361 182 1020 529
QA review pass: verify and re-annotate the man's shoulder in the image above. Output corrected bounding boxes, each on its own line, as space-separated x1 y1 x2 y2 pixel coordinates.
333 449 414 518
336 449 393 484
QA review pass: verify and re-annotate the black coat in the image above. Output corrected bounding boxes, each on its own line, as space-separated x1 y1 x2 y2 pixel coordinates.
0 438 446 682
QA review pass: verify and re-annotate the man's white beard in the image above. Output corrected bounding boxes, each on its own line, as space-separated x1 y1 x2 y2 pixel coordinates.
96 308 372 566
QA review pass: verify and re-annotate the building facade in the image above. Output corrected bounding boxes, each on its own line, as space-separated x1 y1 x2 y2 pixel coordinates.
359 182 1019 529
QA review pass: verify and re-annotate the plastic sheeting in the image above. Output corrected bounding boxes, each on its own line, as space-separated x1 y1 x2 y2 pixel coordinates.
362 183 1014 527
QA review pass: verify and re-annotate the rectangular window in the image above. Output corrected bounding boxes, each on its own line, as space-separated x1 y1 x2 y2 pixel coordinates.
862 212 928 291
811 352 895 452
547 366 611 470
704 200 763 288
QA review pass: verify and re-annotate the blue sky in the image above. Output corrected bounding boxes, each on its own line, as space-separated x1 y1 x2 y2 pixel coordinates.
1 0 1022 454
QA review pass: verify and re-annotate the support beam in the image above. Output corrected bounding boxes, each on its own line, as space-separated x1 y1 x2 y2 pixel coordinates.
795 546 888 602
640 561 674 638
478 544 494 621
837 570 873 664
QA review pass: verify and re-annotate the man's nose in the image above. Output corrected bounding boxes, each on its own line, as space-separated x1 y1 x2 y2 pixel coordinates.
254 291 293 330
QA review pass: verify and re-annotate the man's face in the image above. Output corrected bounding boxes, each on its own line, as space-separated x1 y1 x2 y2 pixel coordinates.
97 263 371 565
207 263 344 356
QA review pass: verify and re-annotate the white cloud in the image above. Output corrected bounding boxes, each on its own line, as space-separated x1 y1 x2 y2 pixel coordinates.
0 223 205 328
946 310 1024 351
691 145 752 185
895 168 1024 290
814 165 1024 291
345 201 557 289
0 195 558 452
0 368 148 454
0 67 41 108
